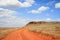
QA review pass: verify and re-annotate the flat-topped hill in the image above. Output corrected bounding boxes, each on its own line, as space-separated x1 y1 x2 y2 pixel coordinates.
26 22 60 37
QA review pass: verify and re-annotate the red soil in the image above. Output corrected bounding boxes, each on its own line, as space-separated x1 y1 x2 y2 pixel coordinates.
1 28 60 40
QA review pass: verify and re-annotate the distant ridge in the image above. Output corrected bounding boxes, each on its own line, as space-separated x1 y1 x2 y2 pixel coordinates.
26 21 60 25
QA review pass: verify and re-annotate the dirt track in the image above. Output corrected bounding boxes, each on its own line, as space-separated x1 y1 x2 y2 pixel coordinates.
0 28 20 39
0 22 60 39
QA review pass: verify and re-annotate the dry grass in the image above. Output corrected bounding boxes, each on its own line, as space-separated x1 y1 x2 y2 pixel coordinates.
0 22 60 39
0 28 20 39
27 22 60 37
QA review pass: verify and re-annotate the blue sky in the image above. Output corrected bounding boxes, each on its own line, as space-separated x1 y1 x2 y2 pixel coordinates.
0 0 60 27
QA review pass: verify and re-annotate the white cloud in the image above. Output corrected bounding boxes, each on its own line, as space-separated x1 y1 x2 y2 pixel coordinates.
55 3 60 8
46 18 51 21
0 8 16 17
29 6 49 14
0 8 28 27
0 0 35 8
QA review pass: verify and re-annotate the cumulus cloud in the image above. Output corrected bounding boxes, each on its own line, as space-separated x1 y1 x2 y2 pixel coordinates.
0 0 35 8
0 8 28 27
55 3 60 8
0 8 17 17
29 6 49 14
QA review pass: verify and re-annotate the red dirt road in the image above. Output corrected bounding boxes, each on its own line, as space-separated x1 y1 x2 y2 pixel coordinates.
1 28 60 40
